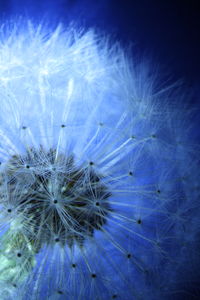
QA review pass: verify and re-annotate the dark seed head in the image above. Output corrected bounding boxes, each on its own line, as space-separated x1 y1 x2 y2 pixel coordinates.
1 147 112 250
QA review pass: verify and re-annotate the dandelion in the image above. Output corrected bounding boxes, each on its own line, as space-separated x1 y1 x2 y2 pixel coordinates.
0 20 199 299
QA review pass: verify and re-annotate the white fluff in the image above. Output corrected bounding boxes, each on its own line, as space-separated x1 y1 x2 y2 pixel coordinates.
0 20 199 300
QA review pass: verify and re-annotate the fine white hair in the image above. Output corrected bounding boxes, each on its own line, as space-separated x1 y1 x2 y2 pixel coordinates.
0 20 199 300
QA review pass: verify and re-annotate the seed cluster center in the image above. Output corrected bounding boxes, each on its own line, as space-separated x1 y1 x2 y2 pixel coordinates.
0 147 111 251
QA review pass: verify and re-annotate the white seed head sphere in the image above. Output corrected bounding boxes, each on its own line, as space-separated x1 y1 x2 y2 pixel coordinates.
0 21 199 300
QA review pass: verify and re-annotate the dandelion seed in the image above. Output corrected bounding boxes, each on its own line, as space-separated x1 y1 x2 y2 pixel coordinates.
0 20 199 300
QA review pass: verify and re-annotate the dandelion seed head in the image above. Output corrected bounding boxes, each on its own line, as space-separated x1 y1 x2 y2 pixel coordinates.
0 19 199 300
